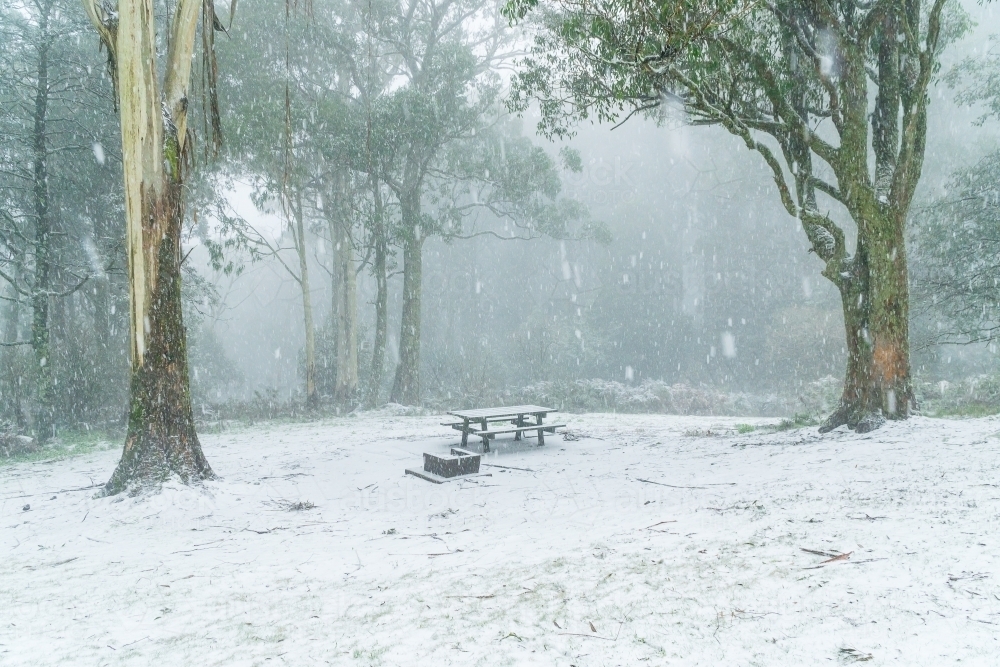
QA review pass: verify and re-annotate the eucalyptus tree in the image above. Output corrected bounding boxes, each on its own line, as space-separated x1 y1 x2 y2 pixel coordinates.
80 0 228 492
214 179 326 408
507 0 967 431
302 0 404 408
312 0 403 407
218 0 593 407
216 0 365 409
369 0 525 405
314 93 399 408
360 0 600 405
220 0 507 406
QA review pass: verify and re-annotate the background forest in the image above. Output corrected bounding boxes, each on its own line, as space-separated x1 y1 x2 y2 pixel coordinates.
3 0 1000 444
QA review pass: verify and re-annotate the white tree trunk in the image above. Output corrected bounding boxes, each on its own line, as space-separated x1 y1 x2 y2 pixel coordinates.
82 0 212 494
292 197 318 408
333 223 358 401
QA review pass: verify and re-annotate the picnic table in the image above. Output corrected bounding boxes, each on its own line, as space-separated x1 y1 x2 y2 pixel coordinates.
444 405 564 452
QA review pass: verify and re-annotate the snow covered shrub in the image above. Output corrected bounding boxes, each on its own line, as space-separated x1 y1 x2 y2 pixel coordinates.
0 423 38 458
916 375 1000 416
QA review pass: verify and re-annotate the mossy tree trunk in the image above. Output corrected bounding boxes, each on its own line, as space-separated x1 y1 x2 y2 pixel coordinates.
84 0 214 494
822 209 913 432
812 10 922 432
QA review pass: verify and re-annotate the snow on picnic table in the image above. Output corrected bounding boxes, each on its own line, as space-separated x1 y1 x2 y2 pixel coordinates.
2 413 1000 666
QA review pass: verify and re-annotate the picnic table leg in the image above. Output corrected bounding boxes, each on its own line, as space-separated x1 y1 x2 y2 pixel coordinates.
481 418 490 452
536 414 545 445
461 419 469 448
514 414 524 441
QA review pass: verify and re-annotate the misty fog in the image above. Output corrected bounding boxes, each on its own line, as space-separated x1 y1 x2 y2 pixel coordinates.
2 0 1000 433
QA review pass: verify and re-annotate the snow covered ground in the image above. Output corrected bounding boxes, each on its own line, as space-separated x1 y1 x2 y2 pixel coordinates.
3 412 1000 666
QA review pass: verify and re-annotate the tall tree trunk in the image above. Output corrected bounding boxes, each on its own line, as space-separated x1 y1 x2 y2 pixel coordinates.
818 10 918 433
821 212 913 433
366 232 388 408
391 215 423 405
30 1 53 443
105 174 211 493
364 177 388 409
3 278 26 429
87 0 214 494
331 218 358 403
91 262 112 377
292 196 319 409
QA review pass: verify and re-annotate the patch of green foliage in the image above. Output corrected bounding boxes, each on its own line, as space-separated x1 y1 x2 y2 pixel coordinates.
774 413 818 431
0 427 118 467
735 423 757 434
926 403 1000 419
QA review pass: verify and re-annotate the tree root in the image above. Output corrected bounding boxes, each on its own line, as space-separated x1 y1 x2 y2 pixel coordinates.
100 432 214 497
819 403 887 434
818 405 850 433
853 411 886 433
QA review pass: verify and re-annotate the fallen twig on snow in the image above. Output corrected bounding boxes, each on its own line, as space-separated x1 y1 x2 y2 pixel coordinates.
637 478 706 489
637 478 736 489
481 463 535 472
644 520 677 530
23 557 78 570
120 636 150 649
242 527 287 535
557 632 617 640
558 618 626 641
428 549 464 557
801 548 852 568
388 549 465 557
820 552 852 564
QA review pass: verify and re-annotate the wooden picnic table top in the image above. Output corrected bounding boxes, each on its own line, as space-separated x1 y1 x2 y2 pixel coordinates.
447 405 556 420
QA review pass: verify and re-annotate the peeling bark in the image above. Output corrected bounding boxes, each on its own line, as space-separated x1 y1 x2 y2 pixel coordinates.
84 0 214 494
103 178 210 494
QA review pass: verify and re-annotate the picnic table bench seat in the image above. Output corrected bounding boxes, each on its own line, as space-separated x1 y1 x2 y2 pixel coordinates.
470 423 566 440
